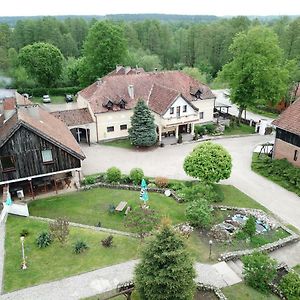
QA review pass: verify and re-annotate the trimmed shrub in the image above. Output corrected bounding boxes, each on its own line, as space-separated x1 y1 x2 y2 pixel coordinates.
101 235 114 247
74 241 89 254
106 167 122 183
205 123 217 134
130 168 144 185
195 125 206 136
36 232 52 248
279 272 300 300
242 252 277 293
155 177 169 188
186 199 212 228
120 174 132 184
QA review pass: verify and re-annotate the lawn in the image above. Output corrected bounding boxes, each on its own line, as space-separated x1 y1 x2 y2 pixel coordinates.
222 283 279 300
101 138 133 149
29 188 188 231
31 95 67 104
293 264 300 275
223 123 255 136
248 105 279 119
4 216 140 292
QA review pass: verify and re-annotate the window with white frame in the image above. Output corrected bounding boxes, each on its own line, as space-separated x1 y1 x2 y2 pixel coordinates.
170 107 174 114
42 149 53 163
199 112 204 119
183 105 187 112
120 124 127 130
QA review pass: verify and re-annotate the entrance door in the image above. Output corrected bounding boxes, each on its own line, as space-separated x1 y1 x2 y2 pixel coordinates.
179 124 188 134
176 106 181 117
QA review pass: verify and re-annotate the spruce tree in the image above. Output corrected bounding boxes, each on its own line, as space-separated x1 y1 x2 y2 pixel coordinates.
135 224 196 300
128 99 157 147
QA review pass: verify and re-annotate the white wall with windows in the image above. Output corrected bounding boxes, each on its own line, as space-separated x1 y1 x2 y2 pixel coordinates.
163 96 196 119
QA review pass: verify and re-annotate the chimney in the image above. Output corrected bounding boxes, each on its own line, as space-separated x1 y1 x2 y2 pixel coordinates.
128 85 134 100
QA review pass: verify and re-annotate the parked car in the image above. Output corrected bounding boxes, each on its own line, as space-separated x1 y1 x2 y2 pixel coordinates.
42 95 51 103
65 94 73 102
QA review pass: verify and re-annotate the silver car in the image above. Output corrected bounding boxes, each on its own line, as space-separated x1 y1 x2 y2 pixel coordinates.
42 95 51 103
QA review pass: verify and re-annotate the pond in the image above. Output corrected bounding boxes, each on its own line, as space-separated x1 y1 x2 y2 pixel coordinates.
232 214 269 233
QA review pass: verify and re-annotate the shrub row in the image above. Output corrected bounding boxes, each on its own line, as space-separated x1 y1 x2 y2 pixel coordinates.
252 155 300 196
17 86 81 97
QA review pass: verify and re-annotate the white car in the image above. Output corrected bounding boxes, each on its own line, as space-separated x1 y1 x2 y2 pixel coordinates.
42 95 51 103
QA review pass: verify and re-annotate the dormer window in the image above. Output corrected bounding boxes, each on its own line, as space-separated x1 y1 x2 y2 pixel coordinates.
103 100 114 110
119 99 126 109
195 90 202 99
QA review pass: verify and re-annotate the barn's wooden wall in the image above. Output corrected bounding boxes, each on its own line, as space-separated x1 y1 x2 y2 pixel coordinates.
0 126 81 181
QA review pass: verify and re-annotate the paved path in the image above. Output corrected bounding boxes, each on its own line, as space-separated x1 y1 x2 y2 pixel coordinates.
0 259 241 300
213 89 274 124
82 134 300 230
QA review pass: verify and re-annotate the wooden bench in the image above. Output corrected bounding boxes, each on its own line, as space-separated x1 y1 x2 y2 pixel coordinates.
115 201 127 212
125 206 131 215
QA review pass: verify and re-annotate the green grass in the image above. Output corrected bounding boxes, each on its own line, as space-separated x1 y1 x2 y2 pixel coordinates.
29 188 188 232
31 95 67 104
4 216 140 292
218 185 268 212
223 123 255 136
251 153 300 196
101 138 133 149
222 283 279 300
293 264 300 275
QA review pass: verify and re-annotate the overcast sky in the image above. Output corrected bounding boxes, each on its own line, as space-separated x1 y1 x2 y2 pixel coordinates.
1 0 299 17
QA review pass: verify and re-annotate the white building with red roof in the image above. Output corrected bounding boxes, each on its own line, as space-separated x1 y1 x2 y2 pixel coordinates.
77 68 216 142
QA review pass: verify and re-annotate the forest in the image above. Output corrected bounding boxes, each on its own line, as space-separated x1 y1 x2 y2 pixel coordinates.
0 15 299 98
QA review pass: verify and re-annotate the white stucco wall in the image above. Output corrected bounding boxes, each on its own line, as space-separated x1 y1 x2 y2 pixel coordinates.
163 96 195 119
96 110 133 141
192 98 215 124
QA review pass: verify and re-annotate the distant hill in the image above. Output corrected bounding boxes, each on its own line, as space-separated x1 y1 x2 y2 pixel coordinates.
0 14 299 27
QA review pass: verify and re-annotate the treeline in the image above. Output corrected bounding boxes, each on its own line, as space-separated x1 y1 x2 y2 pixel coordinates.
0 16 299 90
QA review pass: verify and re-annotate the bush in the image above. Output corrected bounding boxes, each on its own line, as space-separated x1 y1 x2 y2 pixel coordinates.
148 183 157 188
96 172 107 182
95 221 102 227
120 174 132 184
74 241 89 254
186 199 212 228
243 215 256 237
279 272 300 300
205 123 217 134
168 182 186 192
101 235 114 247
155 177 169 188
108 204 116 214
20 229 29 237
130 168 144 185
49 217 69 245
182 184 222 203
36 232 52 248
235 230 249 240
106 167 122 183
242 252 277 293
195 125 206 136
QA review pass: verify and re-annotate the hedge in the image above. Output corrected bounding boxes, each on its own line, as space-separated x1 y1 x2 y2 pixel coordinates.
17 86 81 97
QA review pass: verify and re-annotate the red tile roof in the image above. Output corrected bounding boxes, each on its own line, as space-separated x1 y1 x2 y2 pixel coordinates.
0 94 85 160
79 70 215 114
272 97 300 136
51 108 94 126
3 98 15 110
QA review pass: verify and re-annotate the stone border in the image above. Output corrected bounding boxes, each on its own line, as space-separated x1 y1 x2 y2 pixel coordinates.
196 283 227 300
213 205 299 261
79 182 183 202
29 216 137 238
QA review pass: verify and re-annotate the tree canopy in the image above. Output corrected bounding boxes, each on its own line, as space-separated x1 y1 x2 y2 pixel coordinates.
18 42 63 87
128 100 157 147
218 26 292 120
135 223 196 300
80 21 127 85
183 142 232 183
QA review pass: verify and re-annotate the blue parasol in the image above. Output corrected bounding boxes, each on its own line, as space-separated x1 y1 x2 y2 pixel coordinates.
5 192 12 206
140 179 149 203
